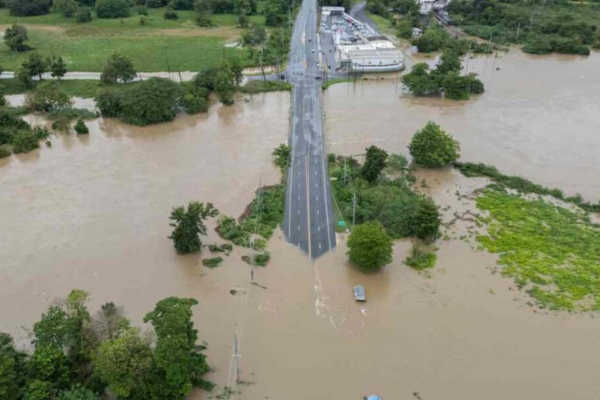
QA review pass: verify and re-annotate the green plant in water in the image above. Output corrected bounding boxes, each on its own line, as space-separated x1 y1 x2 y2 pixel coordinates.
202 257 223 268
476 188 600 311
404 245 437 271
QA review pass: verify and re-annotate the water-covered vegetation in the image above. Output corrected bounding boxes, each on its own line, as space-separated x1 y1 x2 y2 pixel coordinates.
475 187 600 311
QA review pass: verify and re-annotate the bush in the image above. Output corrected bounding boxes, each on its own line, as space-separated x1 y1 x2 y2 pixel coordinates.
202 257 223 268
137 5 149 15
362 145 388 182
347 221 393 273
121 78 183 126
11 130 39 153
163 7 179 19
0 145 11 158
95 89 123 117
76 8 93 22
242 252 270 266
412 197 440 239
48 108 96 131
272 144 290 171
4 24 29 52
404 246 437 270
74 119 89 134
27 82 73 113
7 0 50 16
409 121 460 168
95 0 131 18
54 0 78 17
412 28 449 53
180 93 208 114
0 84 5 107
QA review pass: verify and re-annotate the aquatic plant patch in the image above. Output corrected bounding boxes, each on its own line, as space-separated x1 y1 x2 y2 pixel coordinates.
475 188 600 311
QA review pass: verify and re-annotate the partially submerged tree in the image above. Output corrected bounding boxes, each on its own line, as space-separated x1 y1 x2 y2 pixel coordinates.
120 78 182 125
347 221 393 273
409 121 460 168
143 297 213 397
413 197 441 239
168 201 219 254
27 82 73 113
362 145 388 182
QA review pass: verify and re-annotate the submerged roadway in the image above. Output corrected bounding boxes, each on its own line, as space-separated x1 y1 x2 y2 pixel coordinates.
282 0 337 259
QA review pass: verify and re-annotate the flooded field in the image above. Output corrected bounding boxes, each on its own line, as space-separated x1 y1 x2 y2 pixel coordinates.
324 50 600 201
1 52 600 400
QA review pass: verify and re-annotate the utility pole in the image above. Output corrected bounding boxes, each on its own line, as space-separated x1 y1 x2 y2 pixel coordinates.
343 158 348 184
234 333 241 384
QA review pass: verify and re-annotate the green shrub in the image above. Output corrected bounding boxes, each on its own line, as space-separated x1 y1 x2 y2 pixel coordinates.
404 246 437 271
74 119 89 134
27 82 73 113
95 0 130 18
0 145 11 158
242 252 270 266
76 8 93 23
163 7 179 19
95 89 123 117
202 257 223 268
11 130 39 153
208 243 233 254
180 93 208 114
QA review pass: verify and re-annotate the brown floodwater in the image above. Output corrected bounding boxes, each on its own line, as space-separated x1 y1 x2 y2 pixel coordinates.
1 52 600 400
324 49 600 201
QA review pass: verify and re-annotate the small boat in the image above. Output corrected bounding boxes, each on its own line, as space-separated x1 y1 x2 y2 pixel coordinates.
354 285 366 302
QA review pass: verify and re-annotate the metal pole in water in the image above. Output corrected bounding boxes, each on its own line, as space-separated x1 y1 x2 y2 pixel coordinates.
234 333 241 384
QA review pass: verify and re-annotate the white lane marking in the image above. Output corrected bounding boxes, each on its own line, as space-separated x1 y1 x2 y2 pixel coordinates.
318 226 321 232
298 210 300 215
298 183 300 188
316 195 319 201
298 225 300 231
315 171 317 176
298 195 300 201
317 210 319 216
319 243 322 250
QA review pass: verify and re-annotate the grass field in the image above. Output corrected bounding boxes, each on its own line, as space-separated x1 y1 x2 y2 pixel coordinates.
0 8 265 72
1 78 138 98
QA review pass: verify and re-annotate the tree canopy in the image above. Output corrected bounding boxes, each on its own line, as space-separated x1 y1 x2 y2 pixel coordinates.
96 0 131 18
100 53 137 85
120 78 182 126
409 121 460 168
347 221 394 273
362 145 388 183
169 201 219 254
7 0 50 16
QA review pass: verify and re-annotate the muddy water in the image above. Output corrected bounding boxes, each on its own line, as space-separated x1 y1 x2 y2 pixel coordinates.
324 50 600 201
2 55 600 400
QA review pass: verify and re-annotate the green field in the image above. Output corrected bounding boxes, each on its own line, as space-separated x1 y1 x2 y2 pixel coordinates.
0 8 265 72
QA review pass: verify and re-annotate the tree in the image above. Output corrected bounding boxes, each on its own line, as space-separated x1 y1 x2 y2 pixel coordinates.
242 23 266 45
272 143 290 170
192 66 219 91
101 53 137 85
54 0 78 17
168 201 218 254
195 0 213 27
402 63 442 96
27 82 73 112
347 221 393 273
23 53 47 81
0 333 28 400
362 145 388 182
0 85 6 107
238 11 248 28
74 119 89 134
143 298 213 397
413 197 441 239
4 24 29 52
95 0 131 18
397 19 413 39
90 302 130 343
94 328 153 399
412 27 449 53
25 380 54 400
436 51 461 74
409 121 460 167
27 345 71 393
7 0 50 16
214 61 236 106
32 290 95 386
76 8 93 23
120 78 183 125
163 6 179 19
171 0 195 9
49 56 68 80
394 0 418 15
94 89 123 117
180 93 208 114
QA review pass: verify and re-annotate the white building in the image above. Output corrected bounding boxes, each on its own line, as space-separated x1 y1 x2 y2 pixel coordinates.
348 49 404 72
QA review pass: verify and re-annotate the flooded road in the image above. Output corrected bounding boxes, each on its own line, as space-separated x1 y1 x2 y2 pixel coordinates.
1 53 600 400
324 50 600 200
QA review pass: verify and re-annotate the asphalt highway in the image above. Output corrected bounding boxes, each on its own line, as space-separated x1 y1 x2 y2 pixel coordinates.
282 0 337 259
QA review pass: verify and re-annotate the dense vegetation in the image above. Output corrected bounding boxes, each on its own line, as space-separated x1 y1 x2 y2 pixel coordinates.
0 290 213 399
475 187 600 311
403 51 485 100
449 0 600 55
0 109 50 156
329 150 441 241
